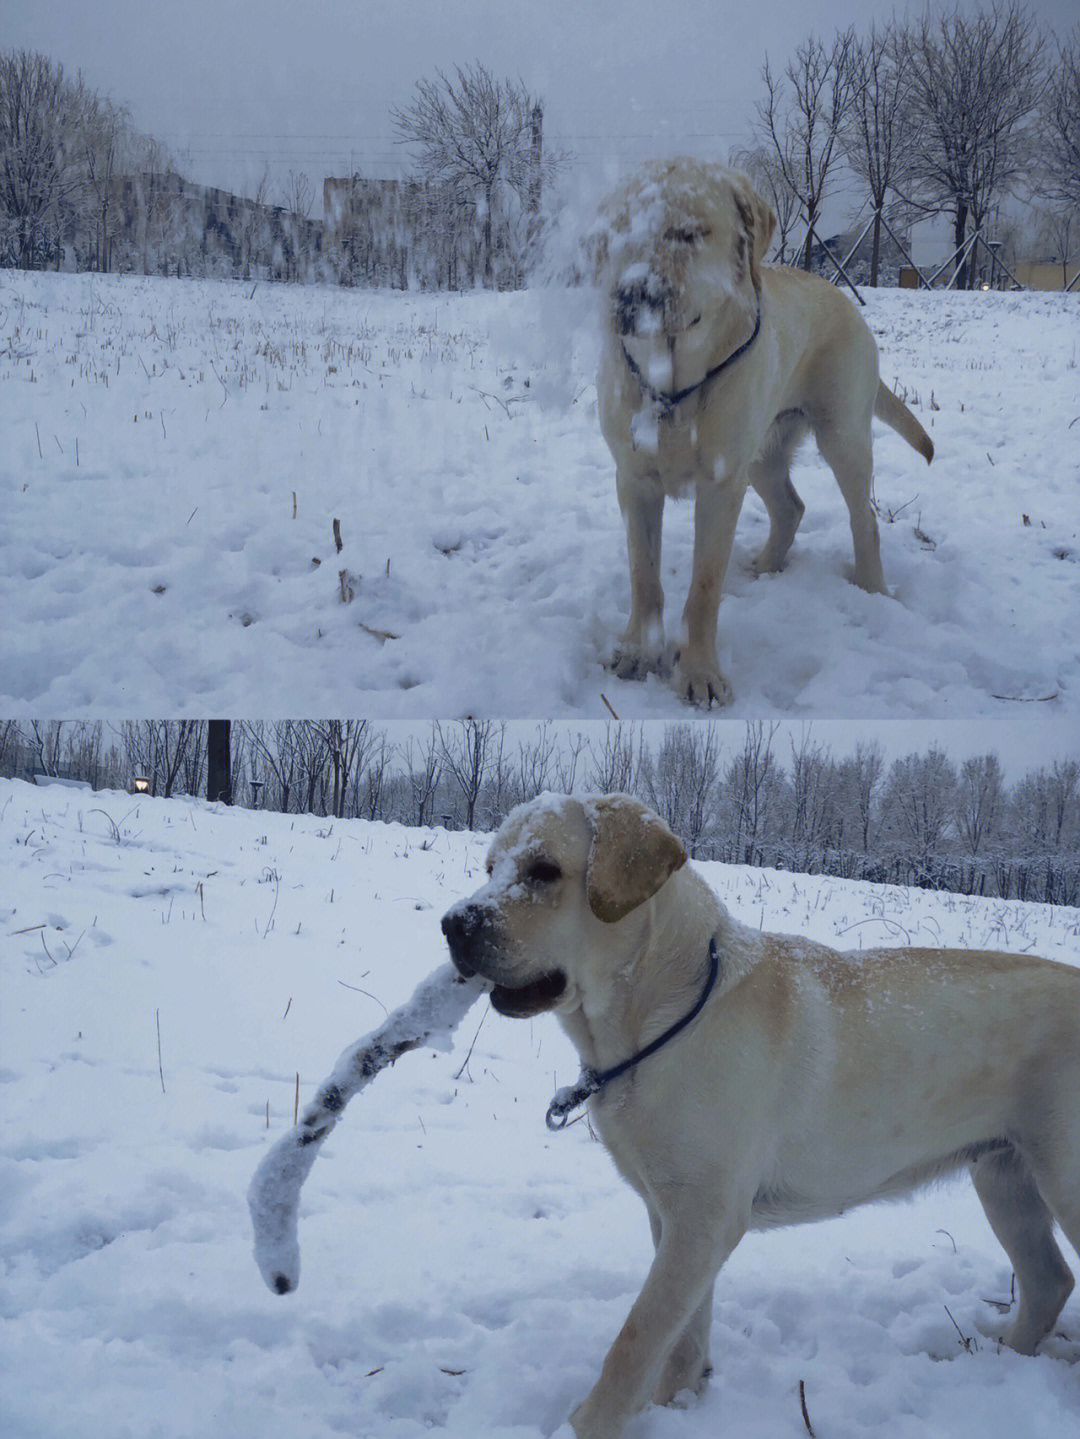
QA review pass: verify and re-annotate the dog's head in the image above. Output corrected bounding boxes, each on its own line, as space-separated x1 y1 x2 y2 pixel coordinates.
441 794 687 1019
596 159 776 397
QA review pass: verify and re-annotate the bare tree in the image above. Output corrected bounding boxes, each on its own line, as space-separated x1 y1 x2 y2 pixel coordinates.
311 720 379 819
404 731 442 827
277 169 314 281
1035 28 1080 214
758 29 862 269
881 748 958 865
510 722 559 807
125 133 181 275
955 753 1005 856
238 721 299 813
787 729 840 865
294 723 331 814
355 733 393 820
392 64 558 286
435 718 500 829
846 740 884 853
80 90 129 271
238 165 272 281
585 723 642 796
639 725 724 858
553 730 587 795
721 721 782 865
0 51 90 268
1032 204 1078 286
901 2 1046 287
842 23 919 285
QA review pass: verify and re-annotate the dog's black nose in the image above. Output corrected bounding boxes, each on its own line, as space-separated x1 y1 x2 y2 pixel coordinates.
441 904 484 973
615 274 670 336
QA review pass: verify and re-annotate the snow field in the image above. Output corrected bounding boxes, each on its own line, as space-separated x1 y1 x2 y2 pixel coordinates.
2 271 1077 716
2 778 1078 1438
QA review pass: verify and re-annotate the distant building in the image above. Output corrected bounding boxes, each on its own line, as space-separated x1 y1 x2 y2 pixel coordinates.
111 173 326 280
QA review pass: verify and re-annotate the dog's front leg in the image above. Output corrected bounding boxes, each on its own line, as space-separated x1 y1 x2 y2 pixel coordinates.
611 475 666 680
673 476 745 707
570 1196 747 1439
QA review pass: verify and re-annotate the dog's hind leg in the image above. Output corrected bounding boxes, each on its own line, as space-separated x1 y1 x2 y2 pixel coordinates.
652 1288 714 1406
813 422 887 596
748 417 806 576
970 1146 1075 1354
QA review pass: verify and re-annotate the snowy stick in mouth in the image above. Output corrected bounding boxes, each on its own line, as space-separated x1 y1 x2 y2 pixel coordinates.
248 962 485 1295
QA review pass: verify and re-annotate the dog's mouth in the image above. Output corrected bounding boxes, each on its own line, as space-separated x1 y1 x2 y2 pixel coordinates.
490 971 567 1018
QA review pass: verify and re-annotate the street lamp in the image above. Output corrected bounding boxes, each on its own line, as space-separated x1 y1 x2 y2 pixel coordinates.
133 776 150 794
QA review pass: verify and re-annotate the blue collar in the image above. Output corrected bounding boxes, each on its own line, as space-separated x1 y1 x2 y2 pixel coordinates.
546 937 721 1130
621 293 762 416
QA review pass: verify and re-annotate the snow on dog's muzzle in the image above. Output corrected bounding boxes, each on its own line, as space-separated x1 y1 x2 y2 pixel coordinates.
441 903 566 1018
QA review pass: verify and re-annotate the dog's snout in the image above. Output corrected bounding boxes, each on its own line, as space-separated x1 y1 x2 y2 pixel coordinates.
441 903 487 975
616 274 670 336
441 903 480 943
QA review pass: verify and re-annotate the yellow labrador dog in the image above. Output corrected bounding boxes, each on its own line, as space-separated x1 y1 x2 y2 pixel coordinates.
596 159 934 706
442 793 1079 1439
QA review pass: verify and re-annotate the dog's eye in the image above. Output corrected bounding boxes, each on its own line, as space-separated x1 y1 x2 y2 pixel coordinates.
688 314 703 328
527 860 562 884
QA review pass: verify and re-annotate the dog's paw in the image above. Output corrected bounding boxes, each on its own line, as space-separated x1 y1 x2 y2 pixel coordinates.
609 645 650 681
609 641 668 682
749 543 787 576
673 654 733 708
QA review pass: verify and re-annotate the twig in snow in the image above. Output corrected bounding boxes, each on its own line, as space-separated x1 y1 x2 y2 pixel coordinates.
358 620 399 642
798 1379 815 1437
333 517 343 553
453 1001 490 1081
944 1304 977 1352
89 807 121 844
601 693 620 720
210 361 229 405
156 1009 166 1093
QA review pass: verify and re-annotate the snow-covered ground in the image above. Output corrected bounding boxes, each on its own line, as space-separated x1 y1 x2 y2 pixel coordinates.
2 777 1077 1439
2 271 1077 717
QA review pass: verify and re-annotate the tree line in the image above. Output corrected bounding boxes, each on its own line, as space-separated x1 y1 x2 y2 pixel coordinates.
3 4 1076 288
3 719 1077 906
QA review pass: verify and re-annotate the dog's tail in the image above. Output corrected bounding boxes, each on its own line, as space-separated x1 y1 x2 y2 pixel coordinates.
875 382 934 464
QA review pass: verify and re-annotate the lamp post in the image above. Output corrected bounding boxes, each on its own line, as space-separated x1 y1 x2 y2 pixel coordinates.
133 776 150 794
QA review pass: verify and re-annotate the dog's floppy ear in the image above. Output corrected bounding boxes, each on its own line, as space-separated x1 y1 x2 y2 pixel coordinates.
584 795 687 924
729 171 776 289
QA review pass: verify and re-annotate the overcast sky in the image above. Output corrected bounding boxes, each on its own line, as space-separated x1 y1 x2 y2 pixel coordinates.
7 0 1077 211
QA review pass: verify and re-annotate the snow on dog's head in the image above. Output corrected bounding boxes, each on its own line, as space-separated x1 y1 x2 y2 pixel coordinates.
440 794 687 1018
593 158 776 399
